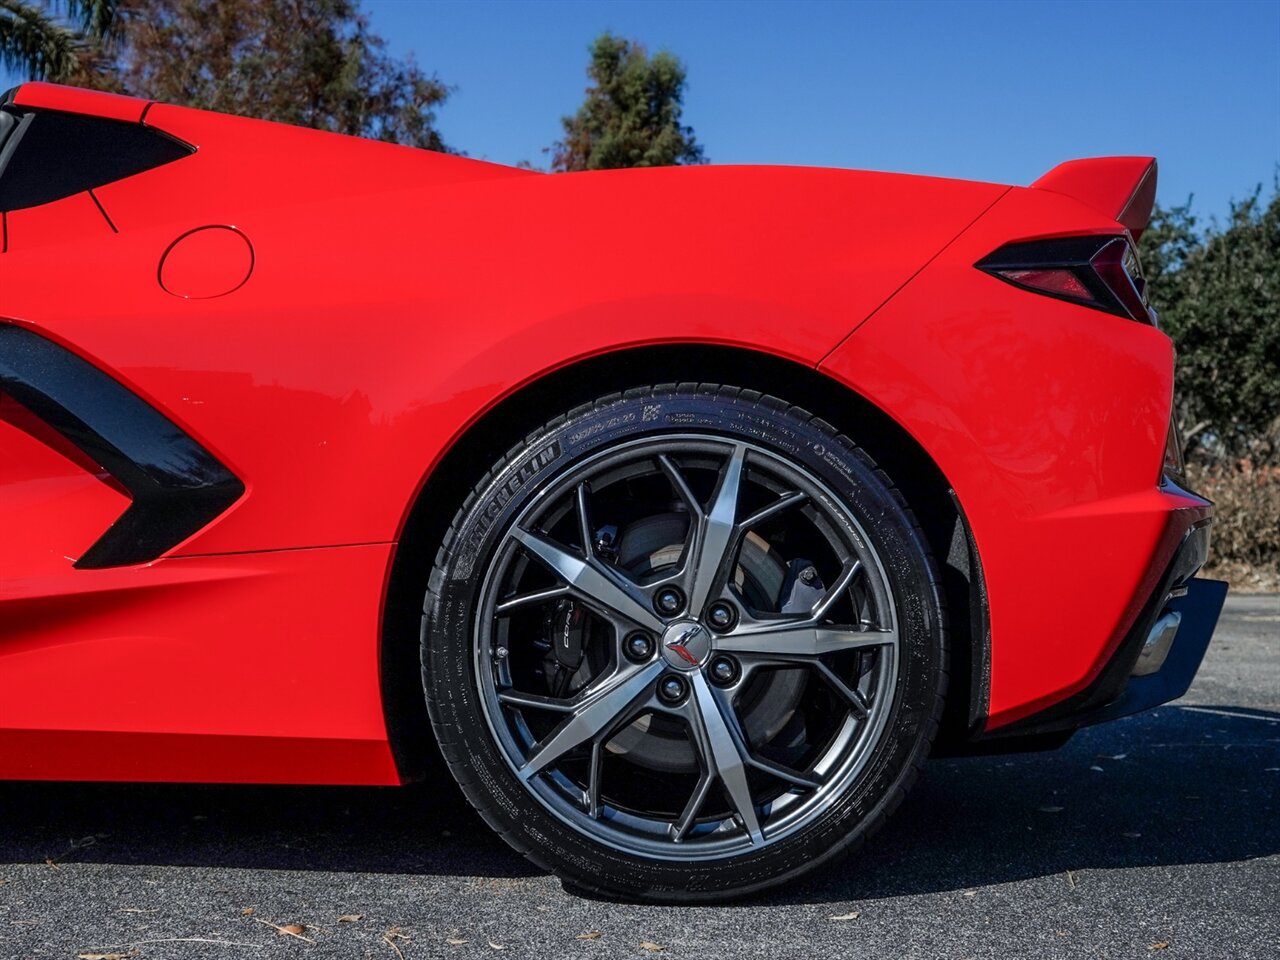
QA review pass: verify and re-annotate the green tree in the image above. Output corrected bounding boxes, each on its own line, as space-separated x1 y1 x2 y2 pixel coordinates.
114 0 449 149
1141 186 1280 463
551 32 703 172
2 0 450 151
0 0 116 84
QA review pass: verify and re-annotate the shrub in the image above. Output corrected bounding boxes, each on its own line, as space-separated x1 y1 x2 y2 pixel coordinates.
1186 462 1280 590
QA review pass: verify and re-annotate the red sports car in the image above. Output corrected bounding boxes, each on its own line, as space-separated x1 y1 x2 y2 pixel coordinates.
0 82 1226 901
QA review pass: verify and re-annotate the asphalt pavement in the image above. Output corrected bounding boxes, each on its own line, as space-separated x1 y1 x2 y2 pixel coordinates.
1 593 1276 959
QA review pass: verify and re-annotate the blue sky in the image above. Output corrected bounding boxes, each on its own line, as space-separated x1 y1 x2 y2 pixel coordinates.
3 0 1275 219
367 0 1279 219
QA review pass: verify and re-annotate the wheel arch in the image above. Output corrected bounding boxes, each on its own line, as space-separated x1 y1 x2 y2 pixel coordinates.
380 343 990 779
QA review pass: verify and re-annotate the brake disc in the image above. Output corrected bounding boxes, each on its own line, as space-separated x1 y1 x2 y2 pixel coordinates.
598 512 809 774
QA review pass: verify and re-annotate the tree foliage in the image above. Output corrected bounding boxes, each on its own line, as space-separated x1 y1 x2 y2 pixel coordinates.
1141 185 1280 464
1 0 450 150
0 0 116 83
551 32 703 172
113 0 449 149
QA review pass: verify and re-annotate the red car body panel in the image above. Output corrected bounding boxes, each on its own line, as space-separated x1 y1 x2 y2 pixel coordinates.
0 83 1213 783
6 80 147 122
820 183 1207 725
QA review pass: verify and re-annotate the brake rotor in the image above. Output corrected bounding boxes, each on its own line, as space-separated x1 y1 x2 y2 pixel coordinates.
599 512 809 773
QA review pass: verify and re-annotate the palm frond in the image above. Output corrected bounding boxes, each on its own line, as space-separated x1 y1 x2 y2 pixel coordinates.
63 0 115 40
0 0 88 81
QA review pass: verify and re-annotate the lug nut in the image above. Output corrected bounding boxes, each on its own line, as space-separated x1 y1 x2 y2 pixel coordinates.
707 601 737 631
708 655 740 686
658 674 689 704
654 587 685 616
624 632 655 662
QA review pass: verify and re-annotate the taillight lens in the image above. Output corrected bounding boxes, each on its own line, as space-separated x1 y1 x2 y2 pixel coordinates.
976 234 1155 324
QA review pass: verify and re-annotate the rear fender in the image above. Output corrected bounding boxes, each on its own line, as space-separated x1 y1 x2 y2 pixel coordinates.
820 184 1180 728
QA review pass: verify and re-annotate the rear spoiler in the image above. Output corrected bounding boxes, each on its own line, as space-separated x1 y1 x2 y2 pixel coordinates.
2 81 150 123
1032 157 1158 240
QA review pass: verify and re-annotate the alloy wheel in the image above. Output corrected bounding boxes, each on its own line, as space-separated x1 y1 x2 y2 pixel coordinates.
473 435 900 859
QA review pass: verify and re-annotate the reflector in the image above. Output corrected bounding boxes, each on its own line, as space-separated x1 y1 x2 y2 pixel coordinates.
999 268 1094 301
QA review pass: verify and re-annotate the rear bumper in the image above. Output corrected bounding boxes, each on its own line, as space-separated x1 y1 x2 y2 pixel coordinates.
978 493 1226 741
1082 575 1227 726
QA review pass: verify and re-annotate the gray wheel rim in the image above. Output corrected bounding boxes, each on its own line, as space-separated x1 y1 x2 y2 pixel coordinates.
473 434 900 861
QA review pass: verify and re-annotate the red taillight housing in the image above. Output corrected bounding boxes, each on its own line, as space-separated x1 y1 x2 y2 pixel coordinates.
976 234 1155 324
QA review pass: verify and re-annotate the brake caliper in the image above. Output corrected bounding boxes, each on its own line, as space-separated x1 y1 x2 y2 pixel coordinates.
543 598 588 698
779 559 825 614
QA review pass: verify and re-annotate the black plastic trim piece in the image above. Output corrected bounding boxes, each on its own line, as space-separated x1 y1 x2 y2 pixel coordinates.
1082 576 1227 726
0 324 243 568
934 728 1075 758
87 187 117 232
928 488 993 756
958 492 992 733
0 110 33 182
0 106 20 157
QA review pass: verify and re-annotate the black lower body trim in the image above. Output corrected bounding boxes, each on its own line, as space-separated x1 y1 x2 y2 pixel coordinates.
1080 576 1227 726
0 323 243 567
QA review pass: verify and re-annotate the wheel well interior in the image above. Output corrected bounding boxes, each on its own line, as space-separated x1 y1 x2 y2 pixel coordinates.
380 344 989 779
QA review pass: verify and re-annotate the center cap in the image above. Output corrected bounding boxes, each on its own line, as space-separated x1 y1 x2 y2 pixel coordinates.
660 619 712 671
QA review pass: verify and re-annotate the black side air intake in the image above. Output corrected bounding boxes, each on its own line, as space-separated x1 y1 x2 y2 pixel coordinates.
0 324 243 568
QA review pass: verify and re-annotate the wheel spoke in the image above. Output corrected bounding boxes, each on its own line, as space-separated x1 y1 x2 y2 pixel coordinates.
512 527 662 632
717 622 896 658
497 688 578 713
519 661 664 780
495 584 571 614
811 660 871 717
812 559 862 621
687 445 747 615
657 454 701 514
575 482 594 556
746 753 823 790
670 769 715 842
687 672 763 844
588 739 604 818
738 490 808 530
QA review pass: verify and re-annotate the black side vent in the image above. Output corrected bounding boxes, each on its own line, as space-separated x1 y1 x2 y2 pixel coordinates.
0 324 243 568
0 105 193 212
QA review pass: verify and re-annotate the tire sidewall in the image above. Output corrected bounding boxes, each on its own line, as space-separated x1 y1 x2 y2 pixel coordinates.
425 387 944 900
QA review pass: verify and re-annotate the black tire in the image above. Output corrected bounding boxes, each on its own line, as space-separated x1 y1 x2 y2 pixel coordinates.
422 384 947 902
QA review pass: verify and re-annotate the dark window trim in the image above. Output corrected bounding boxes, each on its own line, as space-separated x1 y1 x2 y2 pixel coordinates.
0 103 194 213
